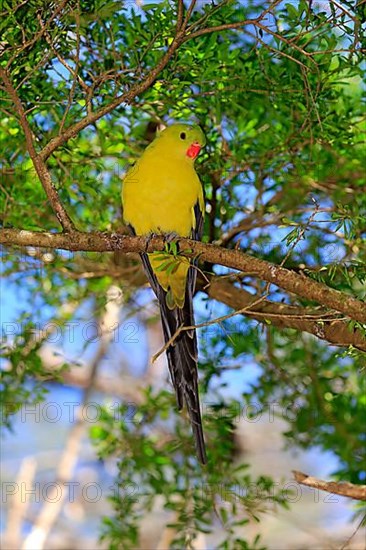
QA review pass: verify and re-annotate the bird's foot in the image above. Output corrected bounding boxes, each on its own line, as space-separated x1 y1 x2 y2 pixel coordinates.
145 232 160 252
163 231 180 244
163 232 181 256
144 231 180 253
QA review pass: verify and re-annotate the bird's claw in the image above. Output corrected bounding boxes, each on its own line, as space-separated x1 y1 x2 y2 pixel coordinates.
163 231 180 244
145 232 159 252
145 231 180 253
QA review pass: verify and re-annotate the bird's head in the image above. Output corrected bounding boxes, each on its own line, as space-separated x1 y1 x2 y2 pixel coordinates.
156 123 206 161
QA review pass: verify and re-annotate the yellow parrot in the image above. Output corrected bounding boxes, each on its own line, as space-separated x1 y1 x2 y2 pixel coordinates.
122 123 207 463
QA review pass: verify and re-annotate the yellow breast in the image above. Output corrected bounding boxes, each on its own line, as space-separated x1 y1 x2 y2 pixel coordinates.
122 148 203 237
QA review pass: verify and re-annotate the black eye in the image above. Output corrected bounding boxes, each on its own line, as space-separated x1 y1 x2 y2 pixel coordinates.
180 132 186 140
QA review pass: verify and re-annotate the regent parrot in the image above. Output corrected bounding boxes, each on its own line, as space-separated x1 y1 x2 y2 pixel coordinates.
122 123 207 463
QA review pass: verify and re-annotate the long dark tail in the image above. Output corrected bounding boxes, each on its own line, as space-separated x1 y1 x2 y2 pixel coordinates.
140 253 207 464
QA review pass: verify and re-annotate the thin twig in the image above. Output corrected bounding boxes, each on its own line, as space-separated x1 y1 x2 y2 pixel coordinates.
183 18 257 42
59 2 85 132
255 21 317 65
38 11 89 94
6 0 70 68
151 292 273 363
34 3 319 162
339 515 366 550
201 277 366 352
182 0 197 29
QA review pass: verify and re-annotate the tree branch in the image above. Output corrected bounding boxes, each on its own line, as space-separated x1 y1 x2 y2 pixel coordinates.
182 18 255 42
38 30 186 161
176 0 184 31
183 16 312 70
293 470 366 501
5 0 70 68
1 228 365 325
201 277 366 352
0 67 75 232
26 6 306 163
182 0 197 29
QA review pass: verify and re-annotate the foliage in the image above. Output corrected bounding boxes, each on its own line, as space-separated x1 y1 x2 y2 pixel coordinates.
91 390 287 549
1 0 365 547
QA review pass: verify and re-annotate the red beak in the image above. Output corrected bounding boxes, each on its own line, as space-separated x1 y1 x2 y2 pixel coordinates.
186 142 201 159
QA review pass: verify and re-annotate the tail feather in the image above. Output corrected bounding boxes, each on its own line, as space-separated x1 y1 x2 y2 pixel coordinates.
140 252 207 464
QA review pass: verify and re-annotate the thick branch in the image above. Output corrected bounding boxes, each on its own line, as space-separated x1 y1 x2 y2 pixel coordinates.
201 277 366 352
1 228 365 324
293 471 366 501
0 67 75 232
